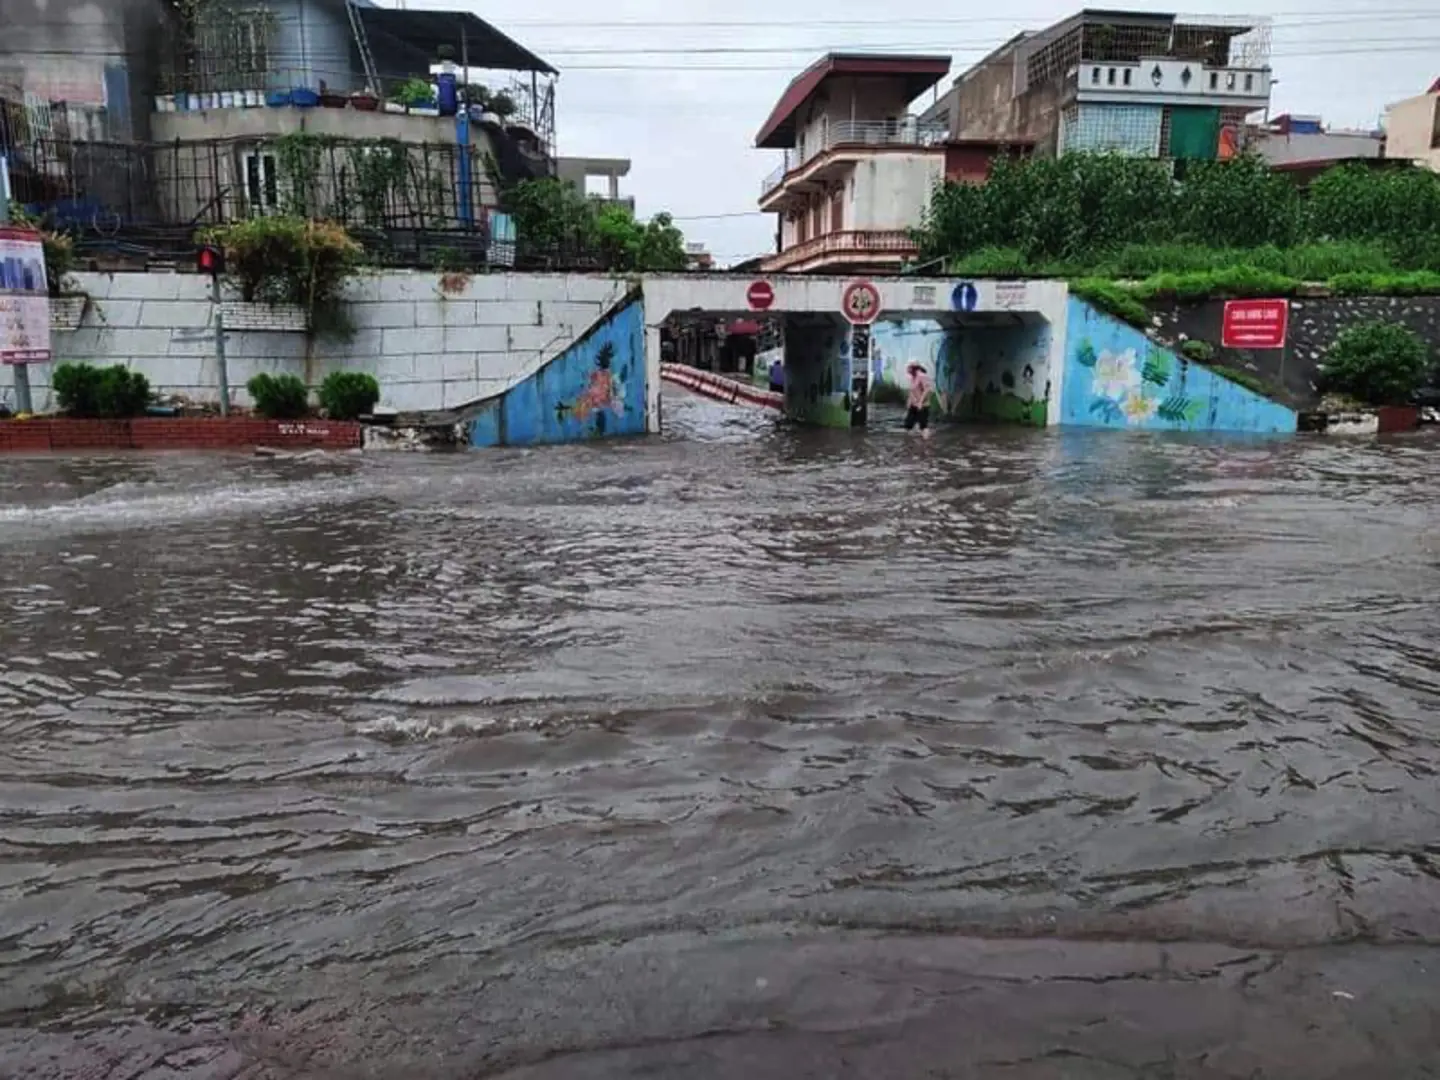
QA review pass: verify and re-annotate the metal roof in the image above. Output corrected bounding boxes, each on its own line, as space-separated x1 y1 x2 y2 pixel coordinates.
754 54 952 149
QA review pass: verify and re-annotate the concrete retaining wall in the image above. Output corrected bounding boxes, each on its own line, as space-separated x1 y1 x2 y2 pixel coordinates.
1147 294 1440 408
1 270 629 415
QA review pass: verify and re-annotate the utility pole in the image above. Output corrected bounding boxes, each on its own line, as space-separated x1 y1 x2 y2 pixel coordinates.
0 152 34 415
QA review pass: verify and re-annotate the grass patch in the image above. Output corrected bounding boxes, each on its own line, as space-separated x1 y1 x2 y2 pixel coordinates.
1327 270 1440 296
1129 266 1302 302
1071 278 1150 328
1212 366 1277 397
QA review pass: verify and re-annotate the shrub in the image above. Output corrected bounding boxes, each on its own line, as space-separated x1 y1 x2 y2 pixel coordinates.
52 362 149 417
1180 339 1216 362
1321 320 1430 405
914 152 1440 275
52 362 102 416
247 373 311 419
319 371 380 420
201 216 364 338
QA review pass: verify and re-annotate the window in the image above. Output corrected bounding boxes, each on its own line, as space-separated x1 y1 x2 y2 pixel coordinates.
1122 68 1132 86
1209 72 1218 90
1244 73 1254 92
1091 67 1101 84
1107 67 1116 85
243 151 280 211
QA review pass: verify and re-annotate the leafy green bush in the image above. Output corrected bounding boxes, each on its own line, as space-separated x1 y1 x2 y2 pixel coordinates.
200 216 364 338
52 362 101 416
318 371 380 420
915 153 1440 274
52 362 149 417
1180 339 1216 362
1321 320 1430 405
247 373 311 419
500 177 689 271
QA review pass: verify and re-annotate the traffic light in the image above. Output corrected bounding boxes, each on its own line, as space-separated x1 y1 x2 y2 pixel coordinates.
197 244 225 276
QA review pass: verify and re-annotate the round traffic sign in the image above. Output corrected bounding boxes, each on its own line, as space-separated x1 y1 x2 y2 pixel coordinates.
841 280 881 325
746 280 775 311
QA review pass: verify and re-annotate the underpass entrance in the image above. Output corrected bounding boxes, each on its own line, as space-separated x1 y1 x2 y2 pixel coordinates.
645 276 1068 432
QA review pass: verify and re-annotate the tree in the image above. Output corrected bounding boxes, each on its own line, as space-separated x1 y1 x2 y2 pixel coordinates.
502 178 689 271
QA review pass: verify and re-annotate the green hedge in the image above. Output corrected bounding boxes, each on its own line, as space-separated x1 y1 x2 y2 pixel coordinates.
247 373 310 419
919 154 1440 274
52 363 151 418
318 371 380 420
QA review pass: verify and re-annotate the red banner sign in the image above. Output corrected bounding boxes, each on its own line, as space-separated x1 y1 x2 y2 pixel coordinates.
1222 299 1289 350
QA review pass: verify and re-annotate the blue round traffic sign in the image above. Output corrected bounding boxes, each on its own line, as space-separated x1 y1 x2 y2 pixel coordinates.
951 282 979 312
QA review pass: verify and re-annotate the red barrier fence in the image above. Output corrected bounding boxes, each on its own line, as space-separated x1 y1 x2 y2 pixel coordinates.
660 364 784 411
0 418 364 453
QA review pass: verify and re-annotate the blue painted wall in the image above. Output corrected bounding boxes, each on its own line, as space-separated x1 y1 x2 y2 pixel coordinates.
468 297 647 447
1061 298 1297 434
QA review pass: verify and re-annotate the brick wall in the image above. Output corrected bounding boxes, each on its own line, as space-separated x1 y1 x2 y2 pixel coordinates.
1 270 629 415
0 417 362 452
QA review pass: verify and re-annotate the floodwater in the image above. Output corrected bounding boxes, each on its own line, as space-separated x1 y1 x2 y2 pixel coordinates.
1 393 1439 1079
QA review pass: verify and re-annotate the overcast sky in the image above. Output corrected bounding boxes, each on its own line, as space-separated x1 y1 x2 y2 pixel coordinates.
421 0 1434 265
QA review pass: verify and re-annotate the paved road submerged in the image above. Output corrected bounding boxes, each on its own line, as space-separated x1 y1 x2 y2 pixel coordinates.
1 394 1438 1078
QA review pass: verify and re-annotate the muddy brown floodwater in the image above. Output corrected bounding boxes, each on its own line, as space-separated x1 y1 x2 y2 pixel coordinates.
1 393 1439 1079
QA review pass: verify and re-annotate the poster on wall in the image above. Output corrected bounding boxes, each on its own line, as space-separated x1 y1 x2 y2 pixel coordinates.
0 225 51 365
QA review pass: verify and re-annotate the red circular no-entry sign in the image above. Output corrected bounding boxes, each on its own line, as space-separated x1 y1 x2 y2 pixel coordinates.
746 280 775 311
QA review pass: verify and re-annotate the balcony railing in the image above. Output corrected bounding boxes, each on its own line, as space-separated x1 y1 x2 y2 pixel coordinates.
761 117 948 197
761 229 917 271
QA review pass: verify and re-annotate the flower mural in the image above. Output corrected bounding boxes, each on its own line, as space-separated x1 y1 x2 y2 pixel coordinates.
1062 298 1297 435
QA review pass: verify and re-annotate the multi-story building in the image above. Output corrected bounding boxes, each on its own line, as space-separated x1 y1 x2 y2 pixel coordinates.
923 9 1274 161
1384 79 1440 172
755 53 952 274
2 0 559 264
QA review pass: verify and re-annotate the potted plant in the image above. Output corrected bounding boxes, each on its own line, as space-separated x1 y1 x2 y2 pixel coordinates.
291 87 320 108
489 91 518 120
350 90 379 111
459 83 490 118
318 81 347 108
393 76 438 116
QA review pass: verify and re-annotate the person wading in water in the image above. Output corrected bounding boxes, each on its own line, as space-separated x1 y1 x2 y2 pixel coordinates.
905 362 935 437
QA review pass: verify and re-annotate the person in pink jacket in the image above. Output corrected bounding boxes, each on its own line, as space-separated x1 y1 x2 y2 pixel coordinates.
905 362 935 436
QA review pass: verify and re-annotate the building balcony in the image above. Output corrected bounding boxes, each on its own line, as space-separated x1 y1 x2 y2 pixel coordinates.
1069 58 1271 111
759 118 947 208
759 229 917 274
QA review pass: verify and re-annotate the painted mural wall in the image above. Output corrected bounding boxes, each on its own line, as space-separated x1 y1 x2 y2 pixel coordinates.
870 318 1051 426
1060 298 1297 434
783 313 852 428
468 296 647 447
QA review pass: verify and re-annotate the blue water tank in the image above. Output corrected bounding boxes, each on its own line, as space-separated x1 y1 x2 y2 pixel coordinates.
437 72 459 116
